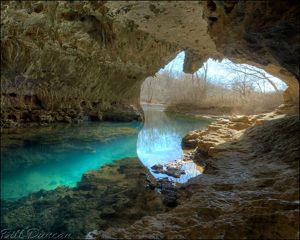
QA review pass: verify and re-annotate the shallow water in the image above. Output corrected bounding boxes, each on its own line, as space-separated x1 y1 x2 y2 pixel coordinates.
138 104 212 182
1 105 211 200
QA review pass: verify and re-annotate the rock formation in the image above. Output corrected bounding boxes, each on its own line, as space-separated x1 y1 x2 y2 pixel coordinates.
93 107 299 239
1 1 299 239
1 1 299 126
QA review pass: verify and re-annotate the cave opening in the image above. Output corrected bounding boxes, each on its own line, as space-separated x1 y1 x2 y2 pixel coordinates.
140 51 287 115
1 1 299 239
137 50 289 184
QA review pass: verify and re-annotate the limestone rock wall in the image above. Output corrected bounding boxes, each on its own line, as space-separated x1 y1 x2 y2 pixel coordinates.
202 0 300 105
1 1 299 126
0 1 179 126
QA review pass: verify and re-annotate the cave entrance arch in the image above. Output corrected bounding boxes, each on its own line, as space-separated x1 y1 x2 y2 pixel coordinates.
140 51 287 115
137 50 289 184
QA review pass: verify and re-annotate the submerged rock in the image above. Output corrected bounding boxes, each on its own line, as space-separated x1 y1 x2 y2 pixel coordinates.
150 164 163 172
165 166 183 178
151 160 187 178
0 158 167 238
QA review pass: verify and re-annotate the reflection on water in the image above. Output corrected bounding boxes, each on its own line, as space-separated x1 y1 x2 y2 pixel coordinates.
1 105 211 200
137 104 212 183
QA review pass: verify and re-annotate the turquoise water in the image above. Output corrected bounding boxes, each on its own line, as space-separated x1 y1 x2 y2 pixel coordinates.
1 105 211 200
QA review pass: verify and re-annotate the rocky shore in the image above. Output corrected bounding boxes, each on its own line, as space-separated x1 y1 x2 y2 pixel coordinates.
1 158 180 238
90 105 299 239
0 97 142 128
182 104 299 156
1 104 299 239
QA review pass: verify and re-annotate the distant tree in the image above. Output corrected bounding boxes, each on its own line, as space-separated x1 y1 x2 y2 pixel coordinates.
202 62 208 97
140 60 284 114
224 62 280 93
141 77 155 103
230 72 255 100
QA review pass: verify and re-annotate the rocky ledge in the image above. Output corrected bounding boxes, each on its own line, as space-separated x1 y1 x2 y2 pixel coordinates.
91 105 299 239
0 99 142 128
182 103 299 156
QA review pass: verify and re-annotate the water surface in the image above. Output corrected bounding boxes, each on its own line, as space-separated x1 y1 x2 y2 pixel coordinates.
1 105 211 200
138 104 212 182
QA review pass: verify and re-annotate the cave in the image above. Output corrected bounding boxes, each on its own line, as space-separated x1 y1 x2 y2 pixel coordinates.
0 1 299 239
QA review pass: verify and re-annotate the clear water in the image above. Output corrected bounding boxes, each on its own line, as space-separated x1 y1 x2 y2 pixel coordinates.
138 105 212 182
1 105 211 200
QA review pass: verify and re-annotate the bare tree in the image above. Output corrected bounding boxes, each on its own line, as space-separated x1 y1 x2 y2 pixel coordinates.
230 72 255 100
141 77 155 103
140 60 284 114
202 62 208 94
195 62 209 99
224 62 279 92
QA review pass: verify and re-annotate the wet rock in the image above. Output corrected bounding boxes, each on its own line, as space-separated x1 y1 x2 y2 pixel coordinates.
89 111 103 121
151 160 187 178
165 166 181 178
102 105 142 122
73 118 83 124
151 164 163 172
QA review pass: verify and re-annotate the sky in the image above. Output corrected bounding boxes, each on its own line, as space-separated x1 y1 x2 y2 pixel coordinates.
159 51 287 92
